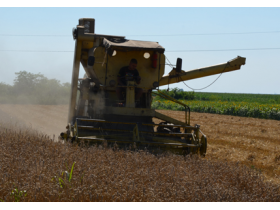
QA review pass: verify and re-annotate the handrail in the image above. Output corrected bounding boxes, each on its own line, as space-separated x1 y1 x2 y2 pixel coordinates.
152 90 191 125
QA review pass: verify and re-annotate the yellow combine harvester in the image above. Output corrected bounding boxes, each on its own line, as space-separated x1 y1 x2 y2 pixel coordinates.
60 18 246 156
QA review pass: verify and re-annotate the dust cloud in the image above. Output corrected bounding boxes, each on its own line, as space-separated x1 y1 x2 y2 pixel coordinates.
0 104 68 140
90 90 105 119
0 108 27 131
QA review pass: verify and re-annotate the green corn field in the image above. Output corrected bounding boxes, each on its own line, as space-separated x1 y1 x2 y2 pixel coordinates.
152 100 280 120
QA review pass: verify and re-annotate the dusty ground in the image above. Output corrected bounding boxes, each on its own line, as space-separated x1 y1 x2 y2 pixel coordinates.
0 104 68 139
0 104 279 184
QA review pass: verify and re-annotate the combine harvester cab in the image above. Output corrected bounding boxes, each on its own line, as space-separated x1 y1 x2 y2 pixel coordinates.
60 18 246 156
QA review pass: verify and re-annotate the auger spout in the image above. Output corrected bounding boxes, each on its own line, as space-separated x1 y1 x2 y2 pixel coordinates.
159 56 246 87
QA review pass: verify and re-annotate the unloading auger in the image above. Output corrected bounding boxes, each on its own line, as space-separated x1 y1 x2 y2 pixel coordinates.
60 18 246 156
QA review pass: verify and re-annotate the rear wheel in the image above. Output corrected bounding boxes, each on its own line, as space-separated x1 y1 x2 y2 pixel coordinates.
200 135 207 157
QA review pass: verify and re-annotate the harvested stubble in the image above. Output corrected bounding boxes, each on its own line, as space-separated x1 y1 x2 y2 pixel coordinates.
0 126 280 202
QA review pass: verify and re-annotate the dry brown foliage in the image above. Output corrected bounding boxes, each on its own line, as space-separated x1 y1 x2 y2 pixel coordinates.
1 125 280 202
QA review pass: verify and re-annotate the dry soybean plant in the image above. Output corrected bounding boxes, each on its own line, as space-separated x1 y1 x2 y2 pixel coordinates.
0 125 280 202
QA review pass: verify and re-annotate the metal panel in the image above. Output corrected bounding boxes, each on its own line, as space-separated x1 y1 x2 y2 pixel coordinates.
68 40 83 124
126 81 135 108
104 107 155 116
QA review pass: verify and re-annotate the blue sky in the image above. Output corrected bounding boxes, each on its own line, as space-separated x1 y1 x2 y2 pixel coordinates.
0 7 280 94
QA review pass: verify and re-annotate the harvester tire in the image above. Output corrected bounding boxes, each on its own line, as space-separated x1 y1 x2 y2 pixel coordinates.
200 135 207 157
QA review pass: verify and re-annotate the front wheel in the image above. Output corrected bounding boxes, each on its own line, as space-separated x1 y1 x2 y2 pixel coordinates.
199 135 207 157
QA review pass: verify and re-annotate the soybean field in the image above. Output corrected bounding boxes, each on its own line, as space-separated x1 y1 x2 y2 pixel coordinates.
152 89 280 120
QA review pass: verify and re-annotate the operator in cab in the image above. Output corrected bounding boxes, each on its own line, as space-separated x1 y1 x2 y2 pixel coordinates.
116 58 143 104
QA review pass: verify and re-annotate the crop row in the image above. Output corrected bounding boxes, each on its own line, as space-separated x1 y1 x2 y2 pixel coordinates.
152 100 280 120
1 125 280 201
153 88 280 104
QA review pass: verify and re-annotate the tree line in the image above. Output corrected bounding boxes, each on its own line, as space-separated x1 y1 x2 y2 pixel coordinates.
153 88 195 101
0 71 71 104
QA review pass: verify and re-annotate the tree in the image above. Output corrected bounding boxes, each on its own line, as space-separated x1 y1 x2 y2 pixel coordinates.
0 71 71 104
13 71 46 95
